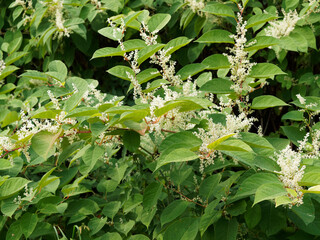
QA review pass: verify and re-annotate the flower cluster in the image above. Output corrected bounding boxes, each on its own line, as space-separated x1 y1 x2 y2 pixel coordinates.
265 9 300 38
184 0 206 15
146 82 198 136
0 60 6 76
41 0 71 38
275 146 305 206
194 111 256 172
11 0 34 25
224 12 256 95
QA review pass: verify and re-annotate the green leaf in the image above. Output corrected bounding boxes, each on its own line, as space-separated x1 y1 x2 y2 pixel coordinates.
281 126 306 146
92 47 124 59
202 54 230 70
124 11 143 26
115 220 135 236
292 195 315 225
82 145 104 166
214 218 238 240
279 32 308 52
48 60 67 81
155 97 212 117
201 3 235 18
249 63 286 79
95 233 122 240
123 130 140 152
281 110 304 121
0 177 31 200
214 139 253 152
129 235 150 240
156 148 198 170
0 159 12 170
0 83 16 94
137 43 165 65
180 9 195 30
123 194 142 214
207 134 235 150
98 27 122 41
1 111 18 127
244 204 261 228
4 51 28 65
232 173 280 201
164 37 193 55
107 65 134 81
147 13 171 32
63 77 88 112
143 182 163 210
196 29 234 44
240 133 274 149
164 217 199 240
245 36 279 51
88 217 108 236
92 39 146 59
31 129 62 159
66 107 99 118
242 0 249 8
36 167 56 191
141 207 157 229
251 95 288 109
253 183 287 206
19 70 48 81
6 213 38 240
0 65 19 81
137 68 161 84
292 96 320 111
108 163 128 183
246 14 278 29
177 63 207 81
199 174 222 199
199 78 233 94
8 31 22 54
159 131 202 152
102 201 121 218
32 110 62 119
300 172 320 186
199 199 221 234
160 200 190 226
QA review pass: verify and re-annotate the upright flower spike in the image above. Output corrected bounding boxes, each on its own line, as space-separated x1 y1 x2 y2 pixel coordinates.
224 11 256 95
275 146 305 206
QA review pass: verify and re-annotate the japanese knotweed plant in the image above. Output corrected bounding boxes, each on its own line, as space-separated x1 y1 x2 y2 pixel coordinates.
1 0 320 239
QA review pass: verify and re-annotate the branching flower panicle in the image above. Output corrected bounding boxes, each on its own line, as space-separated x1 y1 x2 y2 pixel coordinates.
265 9 300 38
224 12 256 95
275 146 305 206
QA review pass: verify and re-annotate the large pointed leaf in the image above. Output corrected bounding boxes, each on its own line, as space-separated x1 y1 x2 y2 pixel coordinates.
143 182 163 210
155 148 198 170
253 183 287 206
251 95 288 109
160 200 190 226
196 29 234 44
0 177 31 200
31 129 62 159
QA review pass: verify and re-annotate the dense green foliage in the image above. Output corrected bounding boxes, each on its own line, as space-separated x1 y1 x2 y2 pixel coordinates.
1 0 320 239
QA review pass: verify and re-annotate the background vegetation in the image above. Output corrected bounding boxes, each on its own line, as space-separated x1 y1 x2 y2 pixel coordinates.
0 0 320 239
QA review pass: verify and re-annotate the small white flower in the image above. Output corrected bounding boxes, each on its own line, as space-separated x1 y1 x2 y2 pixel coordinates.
296 94 306 105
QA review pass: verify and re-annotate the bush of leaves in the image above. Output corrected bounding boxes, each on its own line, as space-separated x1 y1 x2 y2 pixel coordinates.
0 0 320 239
